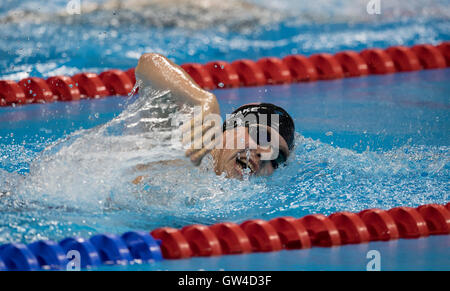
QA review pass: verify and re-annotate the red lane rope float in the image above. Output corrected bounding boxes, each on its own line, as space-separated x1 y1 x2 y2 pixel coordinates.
388 207 429 238
334 51 369 77
436 42 450 66
385 46 421 72
256 57 292 84
417 204 450 235
18 77 55 104
328 212 370 244
209 222 252 255
180 224 222 257
411 44 447 69
125 68 136 85
268 217 311 249
230 59 266 87
1 42 449 107
150 203 448 260
359 48 396 74
309 53 344 80
0 80 26 106
72 73 109 99
46 76 81 101
298 214 341 247
180 63 215 90
98 69 133 96
150 227 192 259
240 219 282 252
282 55 318 82
358 208 399 241
204 61 240 88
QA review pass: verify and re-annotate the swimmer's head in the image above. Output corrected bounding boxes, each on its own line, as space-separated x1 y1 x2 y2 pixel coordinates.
212 103 295 179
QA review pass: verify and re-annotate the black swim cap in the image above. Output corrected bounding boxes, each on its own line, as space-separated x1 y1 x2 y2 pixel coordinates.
223 103 295 150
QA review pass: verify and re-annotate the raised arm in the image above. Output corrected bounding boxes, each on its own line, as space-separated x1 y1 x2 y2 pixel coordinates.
135 53 220 116
135 53 221 166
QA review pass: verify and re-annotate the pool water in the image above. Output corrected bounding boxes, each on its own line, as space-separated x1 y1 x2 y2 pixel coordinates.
0 0 449 270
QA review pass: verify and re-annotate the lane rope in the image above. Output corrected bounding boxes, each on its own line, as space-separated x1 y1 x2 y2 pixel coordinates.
0 42 449 107
0 203 448 270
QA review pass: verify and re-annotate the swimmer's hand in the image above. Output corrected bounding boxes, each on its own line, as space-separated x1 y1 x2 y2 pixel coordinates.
135 53 221 166
181 115 222 166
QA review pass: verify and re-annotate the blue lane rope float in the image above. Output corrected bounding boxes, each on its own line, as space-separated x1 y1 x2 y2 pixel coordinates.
59 237 102 269
89 233 134 265
27 240 68 270
0 255 6 271
0 230 164 271
0 243 40 271
121 231 163 263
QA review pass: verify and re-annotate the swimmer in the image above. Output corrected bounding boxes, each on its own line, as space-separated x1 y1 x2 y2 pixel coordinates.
134 53 295 180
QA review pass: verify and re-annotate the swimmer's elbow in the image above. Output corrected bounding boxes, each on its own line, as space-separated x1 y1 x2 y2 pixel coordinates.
136 53 176 85
138 53 164 64
136 53 162 72
135 53 166 86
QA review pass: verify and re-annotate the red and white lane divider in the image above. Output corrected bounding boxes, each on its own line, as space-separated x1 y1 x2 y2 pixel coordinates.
151 203 450 259
0 202 448 270
0 42 449 107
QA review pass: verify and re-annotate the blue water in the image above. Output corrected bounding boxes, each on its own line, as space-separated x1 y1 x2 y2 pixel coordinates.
0 0 449 270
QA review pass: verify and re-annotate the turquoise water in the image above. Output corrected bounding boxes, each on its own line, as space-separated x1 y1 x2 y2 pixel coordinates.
0 0 449 270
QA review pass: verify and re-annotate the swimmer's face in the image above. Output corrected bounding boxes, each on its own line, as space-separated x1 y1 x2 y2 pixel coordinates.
212 125 290 179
